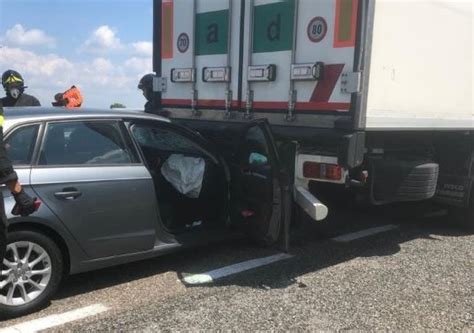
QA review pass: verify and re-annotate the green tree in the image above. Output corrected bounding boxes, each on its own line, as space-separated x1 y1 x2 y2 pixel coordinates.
110 103 126 109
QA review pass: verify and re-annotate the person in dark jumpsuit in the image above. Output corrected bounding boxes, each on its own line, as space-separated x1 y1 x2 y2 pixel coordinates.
0 101 37 262
138 73 156 114
1 70 41 107
138 73 169 117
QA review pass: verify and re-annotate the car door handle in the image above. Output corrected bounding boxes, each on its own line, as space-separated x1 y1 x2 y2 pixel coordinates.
54 188 82 200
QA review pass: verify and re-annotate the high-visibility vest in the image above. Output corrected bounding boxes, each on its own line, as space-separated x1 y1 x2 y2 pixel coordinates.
62 86 83 108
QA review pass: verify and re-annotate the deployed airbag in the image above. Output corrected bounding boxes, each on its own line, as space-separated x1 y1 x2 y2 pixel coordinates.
161 154 205 198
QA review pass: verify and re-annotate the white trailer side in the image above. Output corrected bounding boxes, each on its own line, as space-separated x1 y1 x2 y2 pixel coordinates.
362 0 473 130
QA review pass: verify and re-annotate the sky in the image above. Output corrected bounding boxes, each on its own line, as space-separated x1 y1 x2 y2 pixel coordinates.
0 0 153 108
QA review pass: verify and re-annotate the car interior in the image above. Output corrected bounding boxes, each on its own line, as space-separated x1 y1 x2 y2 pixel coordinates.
131 124 228 234
174 122 277 241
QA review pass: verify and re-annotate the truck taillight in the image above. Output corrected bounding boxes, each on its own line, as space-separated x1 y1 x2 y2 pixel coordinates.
303 162 343 181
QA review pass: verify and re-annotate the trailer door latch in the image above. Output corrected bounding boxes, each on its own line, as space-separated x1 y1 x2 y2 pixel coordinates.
153 77 167 93
340 72 361 94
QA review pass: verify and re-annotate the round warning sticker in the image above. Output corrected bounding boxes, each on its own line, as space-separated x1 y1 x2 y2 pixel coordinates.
307 17 328 43
177 33 190 53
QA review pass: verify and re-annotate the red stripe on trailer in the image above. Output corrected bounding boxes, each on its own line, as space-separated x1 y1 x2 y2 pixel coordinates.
252 101 350 112
197 100 240 108
162 99 240 108
334 0 359 48
310 64 345 103
162 99 191 106
296 102 349 111
162 99 349 112
162 100 349 112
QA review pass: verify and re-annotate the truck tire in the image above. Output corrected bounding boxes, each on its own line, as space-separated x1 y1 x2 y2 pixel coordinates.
450 183 474 232
371 159 439 204
466 189 474 231
0 230 63 319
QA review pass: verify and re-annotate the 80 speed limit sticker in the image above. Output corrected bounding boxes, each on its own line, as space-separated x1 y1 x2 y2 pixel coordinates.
307 17 328 43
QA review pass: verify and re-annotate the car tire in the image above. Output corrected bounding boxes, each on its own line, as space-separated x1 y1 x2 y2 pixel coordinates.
371 159 439 203
0 230 63 319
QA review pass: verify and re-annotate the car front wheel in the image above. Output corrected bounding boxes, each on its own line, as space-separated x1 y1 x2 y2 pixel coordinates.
0 230 63 319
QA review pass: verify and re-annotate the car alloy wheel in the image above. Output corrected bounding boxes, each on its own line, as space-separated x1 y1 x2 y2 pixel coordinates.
0 241 52 306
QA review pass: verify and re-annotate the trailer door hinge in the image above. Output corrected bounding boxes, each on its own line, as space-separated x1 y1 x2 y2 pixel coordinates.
341 72 361 94
153 77 167 93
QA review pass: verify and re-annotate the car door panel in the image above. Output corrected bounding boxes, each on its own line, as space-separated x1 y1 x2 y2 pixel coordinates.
232 120 290 250
129 120 230 232
31 166 157 258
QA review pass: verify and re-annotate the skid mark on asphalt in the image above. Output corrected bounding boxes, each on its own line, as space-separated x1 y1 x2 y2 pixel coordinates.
0 304 108 333
331 225 399 242
182 253 294 285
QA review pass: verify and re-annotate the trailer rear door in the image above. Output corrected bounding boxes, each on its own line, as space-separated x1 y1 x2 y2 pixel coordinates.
161 0 242 111
159 0 361 120
241 0 360 117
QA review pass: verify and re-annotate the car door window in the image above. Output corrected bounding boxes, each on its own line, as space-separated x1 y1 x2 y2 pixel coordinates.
132 125 204 155
242 126 270 167
5 124 39 166
39 121 138 166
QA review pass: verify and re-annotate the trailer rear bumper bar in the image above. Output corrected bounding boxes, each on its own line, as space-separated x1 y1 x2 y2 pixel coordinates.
294 186 328 221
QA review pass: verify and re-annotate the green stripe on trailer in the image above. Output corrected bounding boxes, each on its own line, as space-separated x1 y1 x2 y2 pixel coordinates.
253 0 295 53
195 10 229 56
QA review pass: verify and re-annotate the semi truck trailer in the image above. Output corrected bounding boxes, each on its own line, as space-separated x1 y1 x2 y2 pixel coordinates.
151 0 473 229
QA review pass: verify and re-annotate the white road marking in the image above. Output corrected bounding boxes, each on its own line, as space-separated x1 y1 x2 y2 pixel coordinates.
0 304 109 333
182 253 294 285
331 225 399 242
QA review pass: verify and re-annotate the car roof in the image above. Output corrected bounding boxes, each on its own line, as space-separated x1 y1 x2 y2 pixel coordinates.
2 107 170 131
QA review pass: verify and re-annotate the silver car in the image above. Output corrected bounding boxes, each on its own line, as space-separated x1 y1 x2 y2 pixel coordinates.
0 107 289 318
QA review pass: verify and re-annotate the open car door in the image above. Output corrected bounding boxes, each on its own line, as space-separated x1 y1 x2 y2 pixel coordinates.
231 119 291 251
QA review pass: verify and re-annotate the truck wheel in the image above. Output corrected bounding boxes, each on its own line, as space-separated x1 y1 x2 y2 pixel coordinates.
0 230 63 319
371 159 439 203
450 185 474 232
466 192 474 231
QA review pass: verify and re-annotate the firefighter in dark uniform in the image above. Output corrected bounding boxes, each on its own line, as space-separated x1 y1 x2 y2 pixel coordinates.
1 70 41 107
0 101 37 262
138 73 155 113
138 73 169 117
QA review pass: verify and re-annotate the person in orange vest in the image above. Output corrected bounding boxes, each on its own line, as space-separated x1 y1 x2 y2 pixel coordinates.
52 85 83 108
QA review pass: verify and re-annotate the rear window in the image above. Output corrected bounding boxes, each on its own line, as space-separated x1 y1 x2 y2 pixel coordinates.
39 121 139 166
5 124 39 166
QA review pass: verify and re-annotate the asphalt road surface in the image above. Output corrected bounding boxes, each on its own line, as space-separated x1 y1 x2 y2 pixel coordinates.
0 202 472 332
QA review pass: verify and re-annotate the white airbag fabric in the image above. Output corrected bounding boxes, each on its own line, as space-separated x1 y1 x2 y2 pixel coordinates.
161 154 205 198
